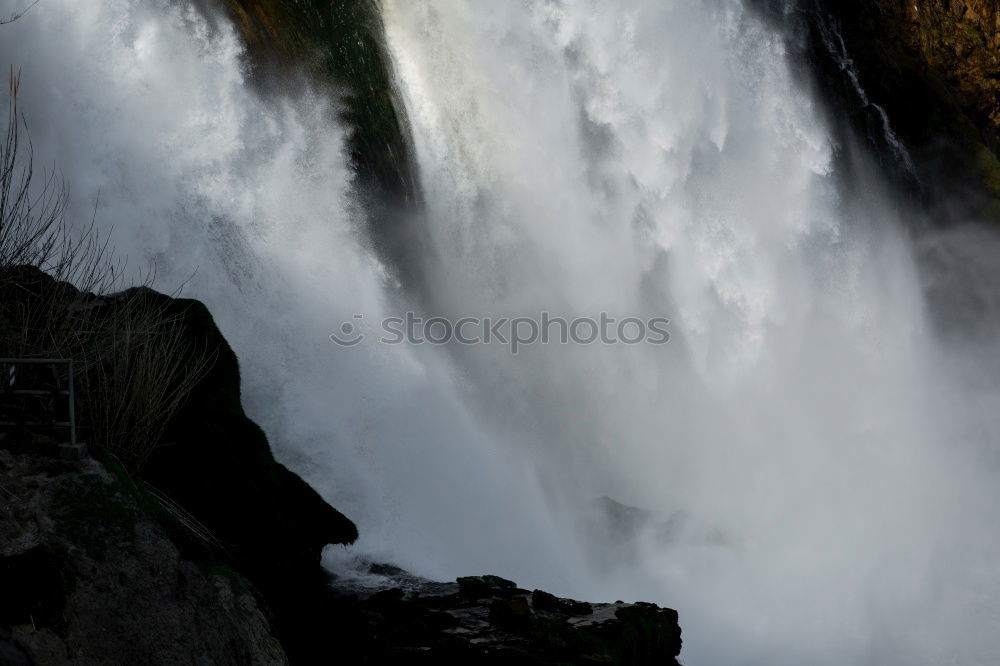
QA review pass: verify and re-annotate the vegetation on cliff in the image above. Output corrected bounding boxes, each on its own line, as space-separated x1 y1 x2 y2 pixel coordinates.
752 0 1000 222
0 90 358 660
1 449 289 665
868 0 998 145
833 0 1000 216
215 0 421 269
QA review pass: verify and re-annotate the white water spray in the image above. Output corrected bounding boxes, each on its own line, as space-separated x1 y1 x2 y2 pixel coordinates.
382 0 1000 664
5 0 1000 663
0 0 585 587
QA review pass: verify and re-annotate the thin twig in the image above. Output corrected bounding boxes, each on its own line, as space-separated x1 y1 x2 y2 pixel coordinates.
0 1 39 26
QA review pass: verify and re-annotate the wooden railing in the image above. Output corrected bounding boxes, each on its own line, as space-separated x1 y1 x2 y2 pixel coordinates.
0 358 78 451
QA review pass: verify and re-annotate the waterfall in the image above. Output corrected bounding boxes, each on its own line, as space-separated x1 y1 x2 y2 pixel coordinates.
381 1 1000 664
4 0 1000 663
0 0 579 587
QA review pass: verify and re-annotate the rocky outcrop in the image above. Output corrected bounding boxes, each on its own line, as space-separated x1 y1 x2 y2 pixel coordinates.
865 0 999 145
210 0 423 275
829 0 1000 217
1 440 684 665
0 267 359 662
139 288 358 569
750 0 1000 223
216 0 416 199
0 449 287 665
326 568 683 665
1 267 685 663
130 287 360 662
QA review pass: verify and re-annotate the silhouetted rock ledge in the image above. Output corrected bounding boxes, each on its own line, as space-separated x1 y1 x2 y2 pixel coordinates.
1 266 359 660
0 267 682 664
324 568 683 665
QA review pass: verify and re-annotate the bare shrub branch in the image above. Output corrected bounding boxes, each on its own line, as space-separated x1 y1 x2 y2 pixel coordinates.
1 1 39 25
0 90 214 475
76 296 217 472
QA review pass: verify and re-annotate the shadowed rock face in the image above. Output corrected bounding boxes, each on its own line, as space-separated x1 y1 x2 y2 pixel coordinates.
1 439 684 665
749 0 1000 223
828 0 1000 212
2 267 685 663
143 289 359 565
0 449 684 666
208 0 425 281
0 449 288 665
0 267 359 662
216 0 417 207
0 266 360 571
327 570 683 665
865 0 999 144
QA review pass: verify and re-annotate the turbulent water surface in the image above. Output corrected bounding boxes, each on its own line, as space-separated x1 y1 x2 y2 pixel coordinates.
4 0 1000 664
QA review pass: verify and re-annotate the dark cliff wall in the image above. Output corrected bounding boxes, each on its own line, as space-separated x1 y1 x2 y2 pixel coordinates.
1 267 684 664
750 0 1000 224
219 0 416 204
864 0 998 147
0 267 358 662
211 0 425 277
214 0 1000 242
0 450 289 665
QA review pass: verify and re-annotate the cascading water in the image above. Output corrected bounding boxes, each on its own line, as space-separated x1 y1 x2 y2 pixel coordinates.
0 0 581 577
382 1 1000 663
4 0 1000 664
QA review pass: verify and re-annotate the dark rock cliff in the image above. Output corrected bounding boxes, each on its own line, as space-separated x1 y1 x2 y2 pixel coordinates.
0 266 359 661
0 449 288 665
215 0 417 203
209 0 424 277
1 439 684 665
327 571 683 665
133 288 361 662
860 0 998 147
750 0 1000 223
0 267 683 664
